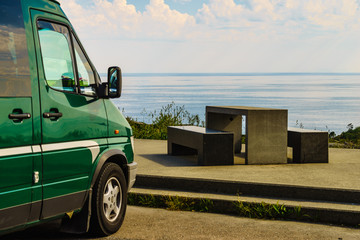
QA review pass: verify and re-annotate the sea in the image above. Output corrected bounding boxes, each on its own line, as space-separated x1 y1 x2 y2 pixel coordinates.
108 73 360 135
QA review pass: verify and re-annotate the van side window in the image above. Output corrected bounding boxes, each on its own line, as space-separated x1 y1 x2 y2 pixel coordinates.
37 21 76 92
0 0 31 97
72 36 96 96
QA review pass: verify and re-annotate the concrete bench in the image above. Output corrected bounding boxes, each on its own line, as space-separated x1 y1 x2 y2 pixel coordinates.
288 127 328 163
167 126 234 166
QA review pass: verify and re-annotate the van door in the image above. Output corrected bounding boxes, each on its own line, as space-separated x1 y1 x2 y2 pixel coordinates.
0 100 34 230
31 10 108 218
0 0 35 230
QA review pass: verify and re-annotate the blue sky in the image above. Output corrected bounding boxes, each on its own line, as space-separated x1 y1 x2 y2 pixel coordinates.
127 0 207 14
60 0 360 73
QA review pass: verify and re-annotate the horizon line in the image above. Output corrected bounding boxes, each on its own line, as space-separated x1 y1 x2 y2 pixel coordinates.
100 72 360 77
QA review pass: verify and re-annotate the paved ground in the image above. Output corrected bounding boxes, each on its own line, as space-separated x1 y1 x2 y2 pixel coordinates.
4 206 360 240
134 139 360 190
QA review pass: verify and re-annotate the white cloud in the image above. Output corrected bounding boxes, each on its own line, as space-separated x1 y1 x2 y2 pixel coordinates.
61 0 360 41
60 0 195 39
58 0 360 73
303 0 359 29
142 0 196 37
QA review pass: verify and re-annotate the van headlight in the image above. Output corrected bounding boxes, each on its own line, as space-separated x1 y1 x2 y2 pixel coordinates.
130 136 135 153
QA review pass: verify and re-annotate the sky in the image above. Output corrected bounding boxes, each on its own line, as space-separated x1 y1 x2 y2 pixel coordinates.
59 0 360 73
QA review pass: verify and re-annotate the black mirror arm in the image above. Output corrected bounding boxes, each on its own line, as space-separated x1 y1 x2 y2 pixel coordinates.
97 82 109 98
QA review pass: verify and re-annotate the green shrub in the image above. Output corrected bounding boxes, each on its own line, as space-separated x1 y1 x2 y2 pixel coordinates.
125 102 203 140
329 124 360 148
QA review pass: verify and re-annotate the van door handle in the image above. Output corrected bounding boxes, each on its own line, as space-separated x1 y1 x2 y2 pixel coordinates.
8 113 31 120
43 112 63 119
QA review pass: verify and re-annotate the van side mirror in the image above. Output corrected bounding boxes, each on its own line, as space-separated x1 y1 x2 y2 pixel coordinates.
108 66 122 98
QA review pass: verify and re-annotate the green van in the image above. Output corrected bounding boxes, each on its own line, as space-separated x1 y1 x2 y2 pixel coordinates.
0 0 137 236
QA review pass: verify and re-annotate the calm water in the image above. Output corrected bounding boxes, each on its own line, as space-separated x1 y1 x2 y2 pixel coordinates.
110 73 360 134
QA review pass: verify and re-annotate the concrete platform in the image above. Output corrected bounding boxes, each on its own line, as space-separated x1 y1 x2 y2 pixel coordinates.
134 139 360 190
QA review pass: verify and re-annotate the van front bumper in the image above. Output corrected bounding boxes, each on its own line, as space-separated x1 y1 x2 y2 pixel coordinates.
127 162 138 190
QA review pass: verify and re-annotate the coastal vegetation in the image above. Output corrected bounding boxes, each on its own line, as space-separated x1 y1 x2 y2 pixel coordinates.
125 102 203 140
329 124 360 149
125 103 359 148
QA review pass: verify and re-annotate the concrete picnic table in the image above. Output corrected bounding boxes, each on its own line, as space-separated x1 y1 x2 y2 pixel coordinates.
206 106 288 165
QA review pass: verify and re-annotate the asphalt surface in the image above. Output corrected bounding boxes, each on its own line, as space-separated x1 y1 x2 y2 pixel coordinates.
3 206 360 240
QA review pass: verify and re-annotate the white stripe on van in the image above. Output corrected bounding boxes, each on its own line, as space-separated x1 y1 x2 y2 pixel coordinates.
0 146 32 157
0 140 100 163
42 140 99 163
32 145 42 153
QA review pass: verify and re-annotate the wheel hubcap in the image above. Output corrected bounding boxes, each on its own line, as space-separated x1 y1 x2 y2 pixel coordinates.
103 177 122 222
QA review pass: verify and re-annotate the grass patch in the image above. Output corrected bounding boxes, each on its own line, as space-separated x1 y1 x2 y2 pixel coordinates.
233 200 310 221
128 193 310 221
128 193 214 212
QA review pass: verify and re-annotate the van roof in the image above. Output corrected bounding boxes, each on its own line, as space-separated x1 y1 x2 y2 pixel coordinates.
49 0 60 5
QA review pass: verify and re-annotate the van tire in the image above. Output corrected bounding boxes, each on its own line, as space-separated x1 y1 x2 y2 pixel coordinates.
90 162 127 236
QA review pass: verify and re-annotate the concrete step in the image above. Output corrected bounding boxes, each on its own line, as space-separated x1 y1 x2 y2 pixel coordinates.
132 174 360 226
134 174 360 204
130 187 360 227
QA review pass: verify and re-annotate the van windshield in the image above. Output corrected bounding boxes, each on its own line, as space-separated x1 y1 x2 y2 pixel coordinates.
37 20 97 96
38 21 76 92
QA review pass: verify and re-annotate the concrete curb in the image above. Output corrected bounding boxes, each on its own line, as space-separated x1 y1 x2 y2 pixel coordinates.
135 174 360 204
128 192 360 227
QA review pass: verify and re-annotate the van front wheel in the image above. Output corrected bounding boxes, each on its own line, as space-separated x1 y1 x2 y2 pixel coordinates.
91 163 127 236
